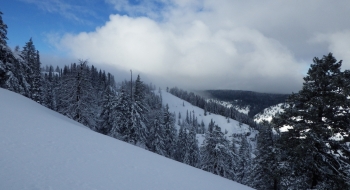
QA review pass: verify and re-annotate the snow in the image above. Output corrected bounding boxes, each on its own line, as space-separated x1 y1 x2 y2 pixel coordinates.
233 105 250 115
254 103 286 123
161 90 258 156
206 99 250 115
0 88 253 190
161 90 256 139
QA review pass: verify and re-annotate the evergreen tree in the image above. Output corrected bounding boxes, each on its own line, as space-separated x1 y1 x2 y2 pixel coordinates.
31 50 42 103
148 110 166 155
208 119 215 132
184 125 200 167
200 125 235 179
0 11 7 47
130 74 149 147
98 86 118 135
111 86 131 139
236 135 252 184
249 122 280 190
175 126 187 162
274 53 350 189
57 61 97 130
163 104 177 158
0 14 28 97
199 120 205 134
21 38 38 99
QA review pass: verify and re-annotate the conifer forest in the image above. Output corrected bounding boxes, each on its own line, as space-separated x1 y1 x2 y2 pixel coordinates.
1 11 349 189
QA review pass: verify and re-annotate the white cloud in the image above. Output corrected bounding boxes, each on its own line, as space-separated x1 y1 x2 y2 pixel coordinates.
312 31 350 69
55 0 350 93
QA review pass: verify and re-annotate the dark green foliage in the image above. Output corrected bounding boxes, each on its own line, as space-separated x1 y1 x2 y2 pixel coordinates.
200 125 235 180
0 11 7 46
236 135 252 184
169 87 259 129
163 104 177 158
148 110 166 155
57 61 97 130
205 90 289 117
98 86 118 135
184 126 200 167
249 122 280 190
132 74 149 147
274 53 350 189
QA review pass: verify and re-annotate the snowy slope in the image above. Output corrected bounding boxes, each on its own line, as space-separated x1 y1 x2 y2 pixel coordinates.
0 88 254 190
161 90 257 147
206 98 250 115
162 90 253 135
253 103 287 123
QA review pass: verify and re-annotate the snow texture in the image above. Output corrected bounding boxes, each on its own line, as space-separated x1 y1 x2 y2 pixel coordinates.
0 88 253 190
206 98 250 115
161 90 256 139
253 103 286 123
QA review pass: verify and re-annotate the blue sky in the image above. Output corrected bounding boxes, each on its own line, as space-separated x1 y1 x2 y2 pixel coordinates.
2 0 114 54
2 0 350 93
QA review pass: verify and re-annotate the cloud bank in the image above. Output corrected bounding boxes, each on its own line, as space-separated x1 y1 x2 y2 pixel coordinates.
56 0 350 93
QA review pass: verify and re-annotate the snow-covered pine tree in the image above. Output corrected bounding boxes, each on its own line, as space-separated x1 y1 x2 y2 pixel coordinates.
42 65 57 110
110 85 131 140
30 50 42 104
0 11 7 47
174 126 187 162
21 38 39 99
249 121 280 190
199 120 205 134
148 110 166 156
236 134 252 184
183 125 200 167
273 53 350 189
130 74 149 147
200 125 234 180
57 61 97 130
208 119 215 132
163 104 177 158
98 86 118 135
0 13 28 96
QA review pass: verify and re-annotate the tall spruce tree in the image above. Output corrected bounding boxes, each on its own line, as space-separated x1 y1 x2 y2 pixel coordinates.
130 74 149 147
184 125 200 167
200 125 234 180
148 110 166 155
163 104 177 158
0 11 7 47
175 126 187 162
57 61 97 130
110 85 131 139
21 38 38 99
273 53 350 189
236 135 252 184
249 122 280 190
99 86 118 135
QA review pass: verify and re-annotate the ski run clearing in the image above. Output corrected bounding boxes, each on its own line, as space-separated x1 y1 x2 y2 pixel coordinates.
0 88 253 190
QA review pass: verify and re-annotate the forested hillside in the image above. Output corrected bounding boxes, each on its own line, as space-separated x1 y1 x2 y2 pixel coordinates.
201 90 289 117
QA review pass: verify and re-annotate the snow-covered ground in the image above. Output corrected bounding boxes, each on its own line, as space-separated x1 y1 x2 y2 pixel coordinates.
253 103 287 123
0 88 253 190
206 99 250 115
162 91 256 136
161 90 258 151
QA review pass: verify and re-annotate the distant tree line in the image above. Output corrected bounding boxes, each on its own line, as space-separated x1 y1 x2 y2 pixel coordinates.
168 87 260 130
204 90 289 117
